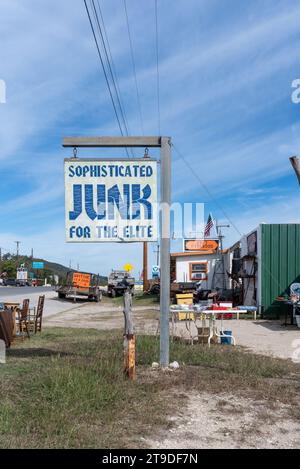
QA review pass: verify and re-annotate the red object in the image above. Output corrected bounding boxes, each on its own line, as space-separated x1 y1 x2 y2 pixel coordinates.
217 313 233 320
207 305 233 319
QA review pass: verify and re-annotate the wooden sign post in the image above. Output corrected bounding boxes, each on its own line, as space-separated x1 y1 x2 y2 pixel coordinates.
123 287 135 380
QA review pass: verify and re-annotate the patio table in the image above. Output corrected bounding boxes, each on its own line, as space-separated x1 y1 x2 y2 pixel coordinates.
170 307 247 347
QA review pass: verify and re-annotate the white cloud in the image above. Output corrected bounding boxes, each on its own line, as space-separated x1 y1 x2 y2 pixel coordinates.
1 0 300 273
223 194 300 247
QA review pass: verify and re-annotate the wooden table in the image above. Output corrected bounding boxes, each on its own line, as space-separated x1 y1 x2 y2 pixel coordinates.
3 302 20 337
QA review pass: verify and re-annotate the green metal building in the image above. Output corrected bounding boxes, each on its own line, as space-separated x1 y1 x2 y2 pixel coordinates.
239 224 300 318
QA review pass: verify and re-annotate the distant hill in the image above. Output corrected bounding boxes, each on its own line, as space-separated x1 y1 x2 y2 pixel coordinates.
44 259 107 285
0 254 107 285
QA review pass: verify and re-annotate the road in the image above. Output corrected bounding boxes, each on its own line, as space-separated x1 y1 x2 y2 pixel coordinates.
0 286 51 298
0 286 82 319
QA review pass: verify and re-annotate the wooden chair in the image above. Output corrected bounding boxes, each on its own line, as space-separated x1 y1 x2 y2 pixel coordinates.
33 295 45 333
16 299 30 339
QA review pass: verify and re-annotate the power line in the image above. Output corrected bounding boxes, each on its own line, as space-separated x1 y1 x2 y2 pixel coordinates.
172 143 243 238
123 0 145 135
92 0 131 138
92 1 134 158
155 0 161 135
84 0 130 157
96 0 132 137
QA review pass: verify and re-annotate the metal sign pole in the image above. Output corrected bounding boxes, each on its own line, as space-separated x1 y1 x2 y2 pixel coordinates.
160 137 171 367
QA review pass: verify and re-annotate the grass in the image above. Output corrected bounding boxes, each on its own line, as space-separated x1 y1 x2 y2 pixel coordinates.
0 328 300 448
134 293 160 306
102 292 159 307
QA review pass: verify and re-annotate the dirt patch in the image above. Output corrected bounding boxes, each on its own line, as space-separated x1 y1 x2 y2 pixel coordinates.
172 319 300 361
147 391 300 449
43 302 159 333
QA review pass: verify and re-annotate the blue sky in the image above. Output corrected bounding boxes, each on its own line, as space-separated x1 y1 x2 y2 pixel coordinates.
0 0 300 277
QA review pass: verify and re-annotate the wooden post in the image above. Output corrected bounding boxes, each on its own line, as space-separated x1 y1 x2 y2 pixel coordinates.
143 242 148 292
123 288 135 380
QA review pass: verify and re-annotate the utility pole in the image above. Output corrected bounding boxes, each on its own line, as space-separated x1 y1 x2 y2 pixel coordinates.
212 224 230 290
15 241 21 259
31 248 34 259
0 247 2 262
62 136 172 367
154 243 160 266
143 242 148 292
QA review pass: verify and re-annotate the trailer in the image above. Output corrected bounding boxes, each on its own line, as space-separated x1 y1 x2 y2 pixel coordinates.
56 271 102 302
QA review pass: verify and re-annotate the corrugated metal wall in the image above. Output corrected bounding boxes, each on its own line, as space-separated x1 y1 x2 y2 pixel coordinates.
261 224 300 317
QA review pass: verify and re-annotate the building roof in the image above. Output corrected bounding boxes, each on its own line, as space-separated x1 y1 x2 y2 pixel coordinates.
171 251 216 257
171 249 228 257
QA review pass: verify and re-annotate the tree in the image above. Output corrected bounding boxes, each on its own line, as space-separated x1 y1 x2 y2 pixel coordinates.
0 260 17 277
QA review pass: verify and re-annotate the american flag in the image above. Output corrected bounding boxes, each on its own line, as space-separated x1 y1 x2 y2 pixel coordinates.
204 213 214 237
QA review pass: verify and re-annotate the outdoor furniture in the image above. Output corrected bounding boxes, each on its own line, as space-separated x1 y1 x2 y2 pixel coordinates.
281 284 300 326
15 299 30 339
170 306 247 347
236 306 257 321
29 295 45 333
3 301 20 336
285 301 300 326
0 309 14 348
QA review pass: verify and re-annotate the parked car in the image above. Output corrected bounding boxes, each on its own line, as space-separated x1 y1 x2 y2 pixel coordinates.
3 278 18 287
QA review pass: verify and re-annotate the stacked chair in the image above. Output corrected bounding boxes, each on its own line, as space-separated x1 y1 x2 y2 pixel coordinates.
15 295 45 340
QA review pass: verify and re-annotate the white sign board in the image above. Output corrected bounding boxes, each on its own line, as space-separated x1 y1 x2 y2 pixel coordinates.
65 159 158 242
17 268 28 281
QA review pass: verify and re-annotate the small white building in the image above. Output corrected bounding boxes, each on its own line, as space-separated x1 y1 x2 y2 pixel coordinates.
171 239 230 290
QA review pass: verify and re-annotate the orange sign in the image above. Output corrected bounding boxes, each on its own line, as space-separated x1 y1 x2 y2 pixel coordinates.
184 239 219 252
72 272 91 288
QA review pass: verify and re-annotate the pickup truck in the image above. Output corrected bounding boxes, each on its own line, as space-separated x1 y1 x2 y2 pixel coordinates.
56 271 102 302
107 270 135 297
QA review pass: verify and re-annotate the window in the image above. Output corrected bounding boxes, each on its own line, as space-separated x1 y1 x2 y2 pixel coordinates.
189 262 208 281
